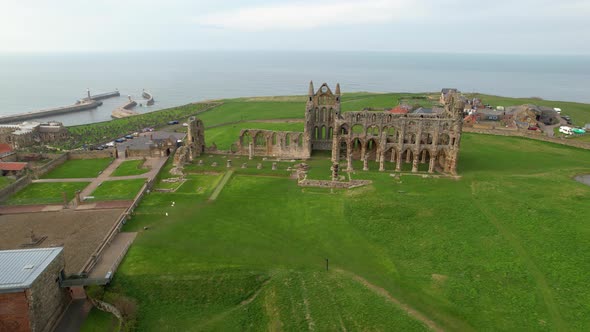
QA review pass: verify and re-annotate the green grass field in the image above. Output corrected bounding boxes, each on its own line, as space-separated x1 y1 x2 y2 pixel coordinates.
97 134 590 331
111 159 150 177
90 179 146 201
41 158 113 179
4 182 90 205
0 176 14 190
80 308 116 332
84 92 590 331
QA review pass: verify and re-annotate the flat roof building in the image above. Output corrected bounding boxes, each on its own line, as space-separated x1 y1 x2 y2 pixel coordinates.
0 247 71 332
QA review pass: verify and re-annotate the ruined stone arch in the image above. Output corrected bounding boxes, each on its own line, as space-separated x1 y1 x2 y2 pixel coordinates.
371 114 377 122
402 148 414 163
339 124 349 135
298 133 303 147
352 137 363 159
241 131 252 146
365 138 379 161
329 108 334 122
439 133 450 145
321 107 327 122
386 127 397 143
419 149 431 163
321 125 326 139
328 127 333 139
254 132 266 147
314 126 319 140
387 114 392 122
384 147 397 163
356 113 361 122
272 132 277 145
367 125 380 136
352 124 364 135
285 133 291 146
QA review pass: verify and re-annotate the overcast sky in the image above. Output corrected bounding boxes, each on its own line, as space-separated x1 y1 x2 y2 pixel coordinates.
1 0 589 54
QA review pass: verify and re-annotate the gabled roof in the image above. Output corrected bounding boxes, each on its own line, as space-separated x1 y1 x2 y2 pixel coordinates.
0 162 27 171
0 144 12 154
0 247 63 293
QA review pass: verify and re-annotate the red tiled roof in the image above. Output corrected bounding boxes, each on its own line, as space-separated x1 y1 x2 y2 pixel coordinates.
0 144 12 154
389 106 409 114
0 162 27 171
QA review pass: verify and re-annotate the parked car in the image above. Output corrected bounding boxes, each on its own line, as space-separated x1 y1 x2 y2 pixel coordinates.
115 138 126 143
105 141 115 147
572 128 586 134
168 120 179 125
182 123 189 127
133 132 139 137
125 134 134 139
527 126 539 131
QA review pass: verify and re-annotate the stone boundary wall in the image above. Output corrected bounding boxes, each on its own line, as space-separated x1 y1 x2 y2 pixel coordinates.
31 154 68 178
464 127 590 150
79 158 162 276
68 149 117 160
88 297 123 331
0 175 32 202
298 179 372 189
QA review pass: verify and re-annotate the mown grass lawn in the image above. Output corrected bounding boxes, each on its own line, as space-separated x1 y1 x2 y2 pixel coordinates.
79 308 116 332
0 176 14 190
111 159 149 177
90 179 146 201
98 129 590 331
41 158 113 179
4 182 90 205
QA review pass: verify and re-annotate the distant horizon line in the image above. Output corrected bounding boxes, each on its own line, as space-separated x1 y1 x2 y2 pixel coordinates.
0 49 589 57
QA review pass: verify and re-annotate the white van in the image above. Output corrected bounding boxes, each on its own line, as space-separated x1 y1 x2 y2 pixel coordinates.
559 126 573 135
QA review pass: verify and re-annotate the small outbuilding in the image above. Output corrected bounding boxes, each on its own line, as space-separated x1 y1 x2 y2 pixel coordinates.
0 247 70 332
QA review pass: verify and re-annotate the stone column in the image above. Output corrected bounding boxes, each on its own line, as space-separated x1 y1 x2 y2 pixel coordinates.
360 141 366 163
428 153 436 173
406 150 412 163
248 142 253 160
421 150 427 163
346 142 353 171
379 152 385 171
363 153 369 171
395 149 402 172
331 134 340 163
412 152 419 173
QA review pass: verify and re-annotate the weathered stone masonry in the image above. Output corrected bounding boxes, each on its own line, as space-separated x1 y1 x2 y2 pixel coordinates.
233 82 465 175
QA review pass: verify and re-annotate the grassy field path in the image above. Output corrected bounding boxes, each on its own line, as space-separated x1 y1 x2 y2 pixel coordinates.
209 170 234 201
335 268 443 332
471 182 566 331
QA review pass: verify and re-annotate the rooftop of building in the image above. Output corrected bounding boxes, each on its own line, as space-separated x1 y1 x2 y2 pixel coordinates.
0 247 63 293
0 162 27 171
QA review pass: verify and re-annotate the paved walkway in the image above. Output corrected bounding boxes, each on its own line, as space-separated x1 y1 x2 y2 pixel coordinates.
89 232 137 279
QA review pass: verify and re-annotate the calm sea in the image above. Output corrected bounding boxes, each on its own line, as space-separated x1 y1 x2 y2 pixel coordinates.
0 51 589 126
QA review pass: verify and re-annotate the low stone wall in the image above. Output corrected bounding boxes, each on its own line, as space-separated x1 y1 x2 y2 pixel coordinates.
298 179 372 189
0 175 32 202
68 149 117 160
31 153 68 178
464 127 590 150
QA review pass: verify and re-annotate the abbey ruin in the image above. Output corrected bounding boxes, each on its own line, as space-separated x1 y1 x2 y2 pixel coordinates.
234 82 465 174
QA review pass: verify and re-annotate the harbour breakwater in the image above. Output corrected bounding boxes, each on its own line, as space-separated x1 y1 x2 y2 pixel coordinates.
111 98 139 119
142 90 155 106
82 90 121 102
0 100 102 124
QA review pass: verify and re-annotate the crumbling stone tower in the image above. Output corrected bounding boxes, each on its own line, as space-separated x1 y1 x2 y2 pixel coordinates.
305 81 341 151
186 116 205 160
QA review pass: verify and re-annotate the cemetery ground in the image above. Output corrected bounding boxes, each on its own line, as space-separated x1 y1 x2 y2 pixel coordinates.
92 131 590 331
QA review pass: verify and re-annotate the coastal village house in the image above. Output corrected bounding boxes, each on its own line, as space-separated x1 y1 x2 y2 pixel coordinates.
0 247 71 332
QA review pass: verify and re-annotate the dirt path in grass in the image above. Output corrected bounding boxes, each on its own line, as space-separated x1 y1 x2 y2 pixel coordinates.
208 170 234 201
471 183 566 331
334 268 444 332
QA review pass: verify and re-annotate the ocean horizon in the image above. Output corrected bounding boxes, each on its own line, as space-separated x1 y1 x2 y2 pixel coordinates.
1 50 589 126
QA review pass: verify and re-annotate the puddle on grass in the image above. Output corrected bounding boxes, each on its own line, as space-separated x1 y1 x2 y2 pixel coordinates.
574 174 590 186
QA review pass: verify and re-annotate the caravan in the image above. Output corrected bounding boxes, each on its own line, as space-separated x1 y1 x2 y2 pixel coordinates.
559 126 573 135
